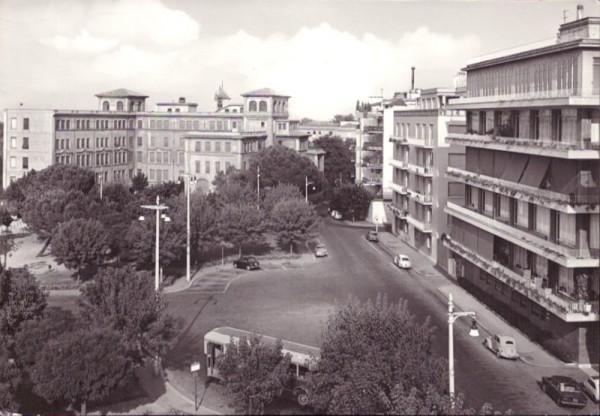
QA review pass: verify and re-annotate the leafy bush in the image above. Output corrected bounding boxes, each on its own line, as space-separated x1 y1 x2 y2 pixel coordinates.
542 338 575 363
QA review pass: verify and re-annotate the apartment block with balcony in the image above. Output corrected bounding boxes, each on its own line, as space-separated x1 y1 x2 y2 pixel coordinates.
445 11 600 364
356 104 385 194
388 87 465 264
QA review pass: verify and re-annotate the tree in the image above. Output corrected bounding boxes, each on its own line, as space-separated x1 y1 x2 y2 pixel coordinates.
332 114 355 123
140 181 184 203
270 200 320 253
0 338 20 413
14 307 79 367
261 184 303 215
78 267 177 365
248 146 324 194
219 203 265 255
0 230 21 270
212 168 255 207
0 209 13 229
51 218 110 283
130 171 149 194
218 335 292 415
308 294 504 415
31 328 132 416
330 183 374 221
0 267 47 337
312 135 355 188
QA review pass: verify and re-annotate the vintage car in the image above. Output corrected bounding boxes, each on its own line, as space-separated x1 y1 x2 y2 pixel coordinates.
393 254 411 269
233 256 260 270
315 244 328 257
483 334 519 359
366 230 379 242
540 375 587 408
330 210 343 220
582 375 599 403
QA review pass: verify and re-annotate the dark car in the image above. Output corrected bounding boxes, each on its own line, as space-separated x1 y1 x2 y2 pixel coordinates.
233 256 260 270
541 376 587 408
366 230 379 242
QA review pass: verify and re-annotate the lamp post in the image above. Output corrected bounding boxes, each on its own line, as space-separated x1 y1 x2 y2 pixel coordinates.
256 166 261 208
179 174 196 283
98 172 103 200
140 195 170 291
447 293 479 406
305 176 315 203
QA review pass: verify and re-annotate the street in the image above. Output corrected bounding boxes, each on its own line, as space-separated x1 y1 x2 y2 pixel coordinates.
163 219 597 415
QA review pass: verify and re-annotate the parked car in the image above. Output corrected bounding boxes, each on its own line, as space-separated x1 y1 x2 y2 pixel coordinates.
330 210 342 220
233 256 260 270
366 231 379 242
582 375 599 403
483 334 519 359
315 244 328 257
540 376 587 408
393 254 411 269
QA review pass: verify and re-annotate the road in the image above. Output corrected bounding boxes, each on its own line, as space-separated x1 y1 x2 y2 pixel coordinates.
160 219 596 415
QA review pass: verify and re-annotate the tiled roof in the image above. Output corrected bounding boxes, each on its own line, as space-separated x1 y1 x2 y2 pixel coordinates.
95 88 149 98
241 87 290 97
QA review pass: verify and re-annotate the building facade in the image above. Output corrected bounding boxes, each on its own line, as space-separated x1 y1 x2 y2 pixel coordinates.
444 12 599 363
388 88 465 264
3 87 312 190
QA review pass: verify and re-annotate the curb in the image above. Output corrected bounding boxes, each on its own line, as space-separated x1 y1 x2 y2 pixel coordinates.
160 369 223 415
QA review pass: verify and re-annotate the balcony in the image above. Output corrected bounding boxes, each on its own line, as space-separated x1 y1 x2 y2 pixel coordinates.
389 159 409 170
446 133 599 159
408 164 434 177
407 189 432 205
388 203 408 219
389 182 408 195
363 125 383 133
361 162 383 169
446 167 600 213
445 201 600 268
363 142 383 151
443 236 598 322
406 214 432 232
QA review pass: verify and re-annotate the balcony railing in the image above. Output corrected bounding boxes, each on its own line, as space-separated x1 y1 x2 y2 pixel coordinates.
363 126 383 133
459 87 596 103
443 236 599 322
407 189 432 204
363 177 382 186
363 142 383 151
446 167 600 208
362 162 383 169
408 164 434 177
388 203 408 218
447 132 600 152
407 214 432 232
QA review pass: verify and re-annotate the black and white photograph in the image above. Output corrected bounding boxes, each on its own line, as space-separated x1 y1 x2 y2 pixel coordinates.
0 0 599 414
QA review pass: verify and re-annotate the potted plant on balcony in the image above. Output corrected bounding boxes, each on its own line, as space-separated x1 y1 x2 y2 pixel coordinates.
575 273 591 313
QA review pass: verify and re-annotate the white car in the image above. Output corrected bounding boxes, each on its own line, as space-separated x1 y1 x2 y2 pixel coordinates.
330 210 342 220
393 254 411 269
315 244 328 257
483 334 519 359
582 375 599 403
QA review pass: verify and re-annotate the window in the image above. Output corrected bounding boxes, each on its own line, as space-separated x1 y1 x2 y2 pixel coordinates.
23 118 29 130
193 120 199 129
137 137 142 146
534 206 550 236
205 161 211 174
259 101 267 112
195 141 202 152
225 161 231 171
195 160 201 173
216 121 223 130
209 121 216 130
232 121 237 130
215 161 221 172
163 170 168 181
516 200 528 227
484 191 494 215
156 152 162 164
150 137 156 147
179 120 185 129
102 101 109 111
249 101 257 112
137 151 142 162
225 142 231 152
215 142 221 152
156 169 163 182
149 169 155 180
87 138 90 148
558 213 576 246
260 121 265 128
498 195 510 219
10 118 17 130
10 157 16 168
150 120 156 129
163 152 169 164
10 137 16 149
137 120 143 129
149 151 155 163
205 142 211 152
162 137 168 147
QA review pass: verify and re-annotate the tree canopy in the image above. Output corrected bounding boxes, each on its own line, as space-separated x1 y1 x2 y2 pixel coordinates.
312 135 355 188
330 183 374 221
219 335 292 415
31 328 132 416
270 199 320 253
78 267 177 365
261 184 304 216
0 338 20 413
219 203 265 254
0 267 47 337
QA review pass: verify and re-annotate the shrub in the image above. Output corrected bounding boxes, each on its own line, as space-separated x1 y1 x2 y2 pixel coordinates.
542 338 575 363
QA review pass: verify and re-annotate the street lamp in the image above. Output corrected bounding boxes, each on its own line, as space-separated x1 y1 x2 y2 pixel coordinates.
97 171 104 200
447 293 479 406
256 166 261 208
305 176 315 203
140 195 170 291
179 174 196 283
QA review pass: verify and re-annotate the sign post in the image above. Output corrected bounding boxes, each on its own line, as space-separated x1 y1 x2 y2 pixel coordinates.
190 361 201 411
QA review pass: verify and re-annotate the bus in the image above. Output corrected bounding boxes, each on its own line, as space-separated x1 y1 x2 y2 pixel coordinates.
204 326 320 407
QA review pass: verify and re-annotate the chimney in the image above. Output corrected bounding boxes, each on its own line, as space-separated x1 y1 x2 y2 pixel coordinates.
576 4 583 20
411 67 415 91
179 97 186 104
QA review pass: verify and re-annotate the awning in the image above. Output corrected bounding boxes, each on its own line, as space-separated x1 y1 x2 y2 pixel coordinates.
519 157 551 187
501 154 528 182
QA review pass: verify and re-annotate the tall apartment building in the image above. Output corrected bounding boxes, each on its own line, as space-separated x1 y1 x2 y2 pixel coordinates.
3 87 313 191
388 88 465 264
444 8 599 364
356 104 384 194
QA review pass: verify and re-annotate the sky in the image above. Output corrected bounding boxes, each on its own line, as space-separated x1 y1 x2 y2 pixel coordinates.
0 0 598 120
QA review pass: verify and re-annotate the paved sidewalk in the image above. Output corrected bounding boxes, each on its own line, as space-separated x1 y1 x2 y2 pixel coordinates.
375 230 599 378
